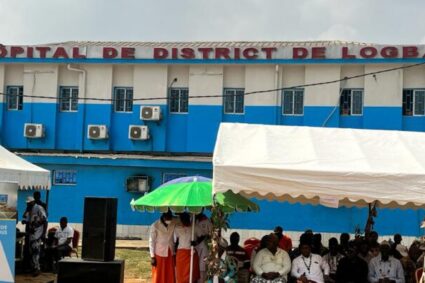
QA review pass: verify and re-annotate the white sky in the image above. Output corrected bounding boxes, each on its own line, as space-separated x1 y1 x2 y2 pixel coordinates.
1 0 424 45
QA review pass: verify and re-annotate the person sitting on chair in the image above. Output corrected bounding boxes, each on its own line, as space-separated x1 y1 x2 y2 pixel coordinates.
252 233 291 283
47 217 74 268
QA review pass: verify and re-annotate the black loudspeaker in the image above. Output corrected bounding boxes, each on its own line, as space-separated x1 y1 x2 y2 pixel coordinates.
82 197 118 261
57 258 124 283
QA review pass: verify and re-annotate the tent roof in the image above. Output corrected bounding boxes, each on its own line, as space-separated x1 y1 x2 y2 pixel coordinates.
0 146 50 190
212 123 425 209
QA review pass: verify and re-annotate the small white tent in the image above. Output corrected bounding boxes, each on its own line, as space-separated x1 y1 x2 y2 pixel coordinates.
0 145 50 190
213 123 425 209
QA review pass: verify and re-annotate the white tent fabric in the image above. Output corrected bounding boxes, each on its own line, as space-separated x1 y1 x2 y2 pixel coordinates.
0 146 50 190
213 123 425 209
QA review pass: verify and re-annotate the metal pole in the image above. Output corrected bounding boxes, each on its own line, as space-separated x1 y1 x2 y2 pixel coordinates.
189 213 195 283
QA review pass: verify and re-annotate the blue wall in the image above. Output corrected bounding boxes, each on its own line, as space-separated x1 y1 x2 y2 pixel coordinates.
15 158 425 237
3 103 425 154
3 101 425 237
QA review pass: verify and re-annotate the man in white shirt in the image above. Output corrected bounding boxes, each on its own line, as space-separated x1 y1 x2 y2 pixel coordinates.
368 241 405 283
252 233 291 283
291 236 330 283
53 217 74 260
149 211 176 283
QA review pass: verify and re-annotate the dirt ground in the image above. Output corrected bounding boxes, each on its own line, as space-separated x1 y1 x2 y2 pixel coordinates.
15 248 152 283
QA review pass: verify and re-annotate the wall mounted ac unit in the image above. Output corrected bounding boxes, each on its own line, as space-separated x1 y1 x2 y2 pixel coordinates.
24 123 44 138
87 125 108 140
128 125 149 140
140 106 161 121
126 176 150 193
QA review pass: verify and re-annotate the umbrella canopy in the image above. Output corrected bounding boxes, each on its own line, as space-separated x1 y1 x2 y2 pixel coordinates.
130 176 259 213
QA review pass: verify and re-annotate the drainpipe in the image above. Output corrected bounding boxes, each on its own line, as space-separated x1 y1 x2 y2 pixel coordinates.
275 64 280 125
67 64 86 152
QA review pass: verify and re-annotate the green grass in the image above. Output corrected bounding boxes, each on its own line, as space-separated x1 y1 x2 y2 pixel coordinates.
115 249 152 281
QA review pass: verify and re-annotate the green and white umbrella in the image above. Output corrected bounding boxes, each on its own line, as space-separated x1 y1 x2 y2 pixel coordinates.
130 176 258 283
130 176 259 213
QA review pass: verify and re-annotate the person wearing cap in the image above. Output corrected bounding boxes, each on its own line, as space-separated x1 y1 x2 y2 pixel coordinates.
291 234 330 283
274 226 293 253
22 196 47 276
368 240 405 283
149 211 176 283
252 233 291 283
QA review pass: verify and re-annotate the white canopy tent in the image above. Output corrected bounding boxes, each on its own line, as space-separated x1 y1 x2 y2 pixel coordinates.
0 145 50 190
213 123 425 209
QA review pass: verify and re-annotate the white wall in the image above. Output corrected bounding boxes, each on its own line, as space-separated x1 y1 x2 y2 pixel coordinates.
58 65 79 86
304 65 341 106
340 65 365 89
188 65 223 106
4 65 24 86
245 65 277 106
403 65 425 88
23 64 58 103
223 66 245 88
113 65 134 87
134 65 168 105
0 65 5 103
84 65 113 104
364 65 403 107
168 65 189 88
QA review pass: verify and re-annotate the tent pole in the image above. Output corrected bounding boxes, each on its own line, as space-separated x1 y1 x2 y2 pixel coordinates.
189 213 195 283
45 190 50 211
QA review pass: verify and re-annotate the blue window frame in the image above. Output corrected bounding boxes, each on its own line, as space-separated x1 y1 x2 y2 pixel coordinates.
113 87 133 112
223 88 244 114
53 170 77 185
403 89 425 116
6 86 23 110
169 88 189 113
282 89 304 115
340 89 363 116
59 86 78 112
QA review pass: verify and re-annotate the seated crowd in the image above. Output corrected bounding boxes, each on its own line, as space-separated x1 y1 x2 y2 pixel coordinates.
216 227 422 283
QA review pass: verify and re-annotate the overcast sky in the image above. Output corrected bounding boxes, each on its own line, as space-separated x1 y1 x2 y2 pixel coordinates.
1 0 424 45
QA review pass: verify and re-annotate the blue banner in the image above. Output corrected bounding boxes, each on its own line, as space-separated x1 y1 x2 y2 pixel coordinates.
0 219 15 283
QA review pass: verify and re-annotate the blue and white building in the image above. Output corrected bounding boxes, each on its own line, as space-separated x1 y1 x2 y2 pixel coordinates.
1 41 425 242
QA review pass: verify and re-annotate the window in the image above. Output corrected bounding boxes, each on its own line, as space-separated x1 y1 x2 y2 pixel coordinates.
340 89 363 116
163 173 187 184
59 87 78 112
53 170 77 185
282 89 304 115
6 86 23 110
223 88 244 114
113 87 133 112
169 88 189 113
403 89 425 116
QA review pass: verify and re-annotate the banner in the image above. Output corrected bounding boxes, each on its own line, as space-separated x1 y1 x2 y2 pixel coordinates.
0 182 17 283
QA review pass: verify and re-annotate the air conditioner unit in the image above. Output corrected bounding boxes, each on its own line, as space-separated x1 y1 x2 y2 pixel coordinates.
126 176 150 193
87 125 108 140
24 123 44 138
128 125 149 140
140 106 161 121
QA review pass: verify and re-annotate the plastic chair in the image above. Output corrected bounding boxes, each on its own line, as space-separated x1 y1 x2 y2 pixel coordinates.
416 267 424 283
